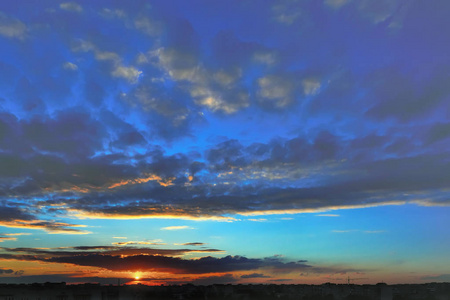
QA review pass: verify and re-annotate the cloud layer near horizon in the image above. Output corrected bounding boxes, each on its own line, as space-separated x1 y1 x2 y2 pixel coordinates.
0 245 359 277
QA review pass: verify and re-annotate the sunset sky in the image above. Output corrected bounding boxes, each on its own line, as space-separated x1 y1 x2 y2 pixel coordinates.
0 0 449 285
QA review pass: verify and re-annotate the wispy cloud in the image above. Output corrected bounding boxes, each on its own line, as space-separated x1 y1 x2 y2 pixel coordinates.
0 233 32 242
248 218 268 222
316 214 340 217
332 230 386 234
174 242 206 246
112 240 166 246
161 226 193 231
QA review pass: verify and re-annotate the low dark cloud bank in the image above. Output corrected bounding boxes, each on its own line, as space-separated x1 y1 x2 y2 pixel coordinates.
0 246 358 276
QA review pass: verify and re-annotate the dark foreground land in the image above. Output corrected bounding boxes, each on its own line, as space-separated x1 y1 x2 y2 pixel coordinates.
0 282 449 300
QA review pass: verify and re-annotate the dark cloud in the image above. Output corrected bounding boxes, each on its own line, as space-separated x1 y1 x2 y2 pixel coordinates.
212 31 261 67
3 253 263 274
33 145 449 221
269 278 293 282
191 274 237 285
426 123 450 145
0 268 14 274
180 242 205 246
0 246 353 275
421 274 450 282
0 204 88 234
240 273 271 279
364 67 450 122
1 245 223 258
0 206 34 222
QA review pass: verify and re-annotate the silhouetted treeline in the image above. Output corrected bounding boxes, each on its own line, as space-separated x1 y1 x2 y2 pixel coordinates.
0 282 449 300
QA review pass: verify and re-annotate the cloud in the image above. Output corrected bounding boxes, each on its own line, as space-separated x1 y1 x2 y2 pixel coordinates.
241 273 271 279
357 0 400 24
121 81 196 140
0 246 352 275
0 220 90 234
0 236 16 242
0 268 14 274
134 16 161 36
63 62 78 71
0 205 89 234
426 123 450 145
0 12 27 39
111 65 142 83
364 66 450 122
257 75 297 109
191 274 237 285
112 241 166 246
270 278 293 282
0 245 224 259
60 2 83 13
302 78 321 96
154 46 250 114
422 274 450 282
161 226 193 231
332 230 385 234
324 0 351 9
177 242 205 246
272 0 304 25
71 39 142 83
32 146 450 222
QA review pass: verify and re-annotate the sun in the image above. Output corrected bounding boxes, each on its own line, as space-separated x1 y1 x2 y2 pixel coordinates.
134 272 141 280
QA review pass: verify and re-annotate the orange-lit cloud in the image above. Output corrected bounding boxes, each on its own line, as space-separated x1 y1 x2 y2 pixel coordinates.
68 209 237 222
0 220 91 235
108 174 174 189
0 232 32 242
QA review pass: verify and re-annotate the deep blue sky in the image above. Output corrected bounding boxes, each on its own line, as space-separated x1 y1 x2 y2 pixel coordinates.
0 0 449 285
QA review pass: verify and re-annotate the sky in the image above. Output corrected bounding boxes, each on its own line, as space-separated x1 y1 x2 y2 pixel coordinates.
0 0 449 286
